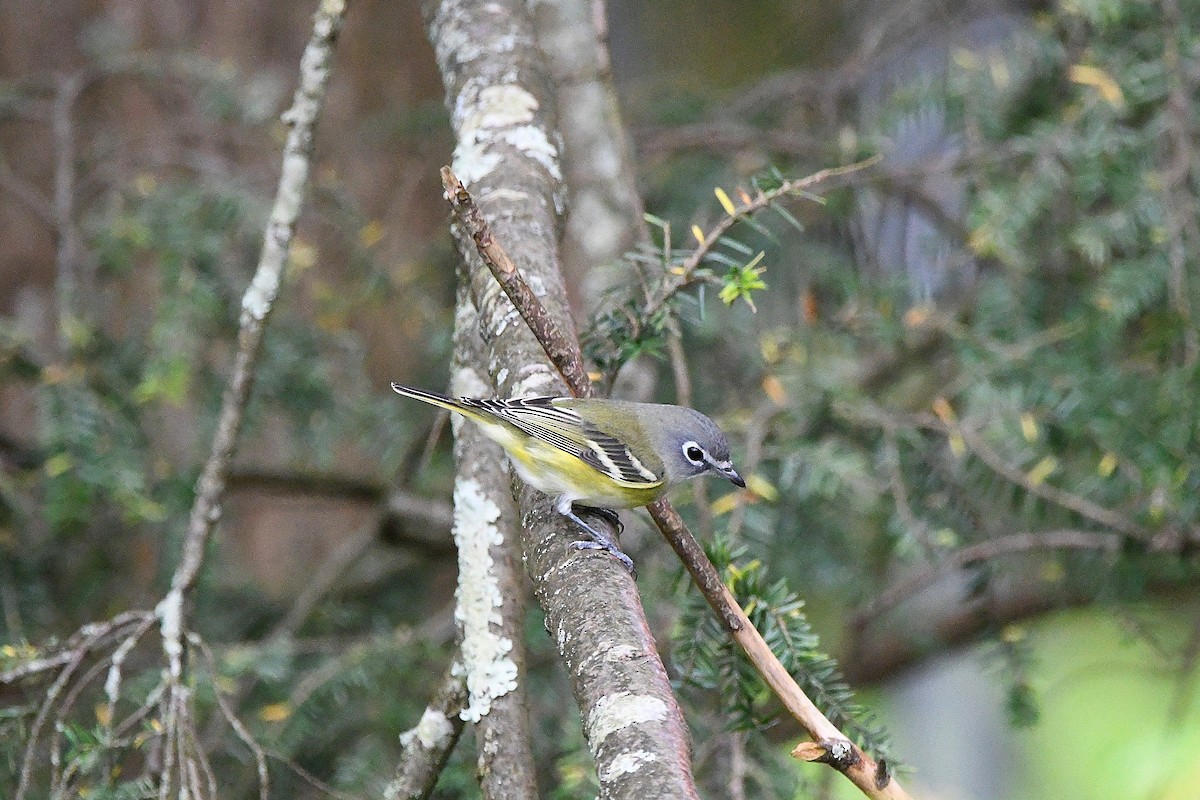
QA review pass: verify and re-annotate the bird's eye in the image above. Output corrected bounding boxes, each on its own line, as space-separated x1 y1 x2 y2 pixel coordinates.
683 442 705 464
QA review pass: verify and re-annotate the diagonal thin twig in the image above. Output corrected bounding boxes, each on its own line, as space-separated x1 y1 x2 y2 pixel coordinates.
439 165 910 800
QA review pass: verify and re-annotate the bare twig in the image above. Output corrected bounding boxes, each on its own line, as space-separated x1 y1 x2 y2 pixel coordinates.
441 166 594 398
438 166 910 800
50 72 87 353
192 635 269 800
154 1 346 794
856 528 1124 624
952 424 1148 540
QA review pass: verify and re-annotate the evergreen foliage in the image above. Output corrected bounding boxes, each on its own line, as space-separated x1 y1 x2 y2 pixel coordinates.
2 0 1200 796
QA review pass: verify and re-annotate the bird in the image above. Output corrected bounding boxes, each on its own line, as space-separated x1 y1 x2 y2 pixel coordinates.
390 383 745 572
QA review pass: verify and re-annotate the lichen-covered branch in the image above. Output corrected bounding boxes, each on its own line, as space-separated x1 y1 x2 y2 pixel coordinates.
448 282 539 798
385 667 470 800
423 1 700 796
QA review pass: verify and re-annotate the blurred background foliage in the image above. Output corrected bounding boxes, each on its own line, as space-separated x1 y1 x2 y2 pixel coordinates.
2 0 1199 798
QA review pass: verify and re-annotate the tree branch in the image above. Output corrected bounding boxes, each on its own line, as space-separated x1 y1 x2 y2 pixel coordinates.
854 528 1124 626
438 165 910 799
448 280 539 797
424 0 701 794
385 666 470 800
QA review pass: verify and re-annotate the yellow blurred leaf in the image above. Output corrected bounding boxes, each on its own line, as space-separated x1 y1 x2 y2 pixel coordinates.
934 527 959 548
1001 624 1026 643
904 305 931 328
745 473 779 502
1069 64 1124 107
288 240 318 273
761 374 787 405
44 453 74 478
714 186 737 216
691 224 706 246
359 219 385 248
989 56 1010 90
1041 559 1066 583
95 703 112 726
1027 456 1059 486
710 491 740 516
1020 413 1039 442
952 48 981 70
932 397 957 424
949 432 966 458
1098 452 1118 477
259 703 291 723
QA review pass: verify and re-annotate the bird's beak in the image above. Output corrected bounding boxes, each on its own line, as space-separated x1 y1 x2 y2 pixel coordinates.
723 466 746 488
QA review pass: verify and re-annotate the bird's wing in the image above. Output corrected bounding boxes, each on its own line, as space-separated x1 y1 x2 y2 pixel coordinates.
463 397 663 486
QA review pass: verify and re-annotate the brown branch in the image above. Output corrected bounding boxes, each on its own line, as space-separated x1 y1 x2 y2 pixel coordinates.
855 528 1124 626
441 166 595 398
952 424 1148 540
438 165 911 800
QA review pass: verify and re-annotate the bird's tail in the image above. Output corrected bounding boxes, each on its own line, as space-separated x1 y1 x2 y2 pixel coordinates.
390 383 492 425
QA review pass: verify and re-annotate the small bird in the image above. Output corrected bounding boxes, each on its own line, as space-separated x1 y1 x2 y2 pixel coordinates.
391 383 745 571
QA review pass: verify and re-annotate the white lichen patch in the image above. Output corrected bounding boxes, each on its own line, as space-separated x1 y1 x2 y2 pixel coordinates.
497 124 562 179
455 83 539 130
452 138 503 187
155 589 184 678
399 707 455 750
451 477 519 722
451 364 491 399
512 365 557 398
450 81 561 185
603 750 660 780
586 693 668 747
241 260 280 321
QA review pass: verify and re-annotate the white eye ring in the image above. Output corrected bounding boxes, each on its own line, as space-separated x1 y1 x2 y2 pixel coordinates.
682 441 705 465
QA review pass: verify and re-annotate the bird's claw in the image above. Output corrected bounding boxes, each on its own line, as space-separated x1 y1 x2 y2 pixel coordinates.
570 539 637 577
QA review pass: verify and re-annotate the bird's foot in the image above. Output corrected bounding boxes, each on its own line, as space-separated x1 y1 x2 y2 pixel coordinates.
576 505 623 534
569 539 636 576
560 505 635 576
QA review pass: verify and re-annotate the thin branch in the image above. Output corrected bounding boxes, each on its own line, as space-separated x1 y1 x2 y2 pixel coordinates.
192 635 269 800
150 2 347 795
50 72 87 353
641 157 881 324
441 166 594 398
165 0 346 604
438 166 910 800
384 665 469 800
952 424 1148 540
856 528 1124 624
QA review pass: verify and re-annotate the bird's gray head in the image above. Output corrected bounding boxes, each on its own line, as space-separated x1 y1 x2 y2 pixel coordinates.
648 406 745 488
